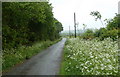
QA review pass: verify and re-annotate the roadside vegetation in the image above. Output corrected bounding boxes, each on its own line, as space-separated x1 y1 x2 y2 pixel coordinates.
3 38 61 72
2 2 63 71
60 38 118 75
81 12 119 41
60 12 119 75
2 1 120 75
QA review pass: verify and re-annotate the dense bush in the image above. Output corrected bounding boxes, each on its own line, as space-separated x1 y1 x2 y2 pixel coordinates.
81 29 94 40
2 2 63 50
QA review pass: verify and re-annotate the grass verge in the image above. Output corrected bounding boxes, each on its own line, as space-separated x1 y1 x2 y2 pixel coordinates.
2 38 62 72
59 38 118 75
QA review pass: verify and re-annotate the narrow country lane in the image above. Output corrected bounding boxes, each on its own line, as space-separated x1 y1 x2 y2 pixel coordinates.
4 38 66 75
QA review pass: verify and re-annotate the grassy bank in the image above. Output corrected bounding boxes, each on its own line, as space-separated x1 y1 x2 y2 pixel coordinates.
60 38 118 75
2 38 62 72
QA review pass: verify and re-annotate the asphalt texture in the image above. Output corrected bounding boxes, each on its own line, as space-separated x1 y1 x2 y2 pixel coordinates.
4 38 66 75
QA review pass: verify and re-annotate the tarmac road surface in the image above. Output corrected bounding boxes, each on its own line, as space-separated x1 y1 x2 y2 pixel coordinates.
4 38 66 75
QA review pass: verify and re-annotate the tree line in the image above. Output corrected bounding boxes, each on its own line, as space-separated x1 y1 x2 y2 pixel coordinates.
2 2 63 50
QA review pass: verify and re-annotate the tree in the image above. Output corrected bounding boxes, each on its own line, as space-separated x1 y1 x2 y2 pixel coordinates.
90 11 105 27
2 2 63 50
106 14 120 30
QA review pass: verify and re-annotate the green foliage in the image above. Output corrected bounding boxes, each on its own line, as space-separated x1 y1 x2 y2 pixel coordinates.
2 2 63 71
94 28 107 40
90 11 105 27
81 29 94 40
106 14 119 30
90 11 102 21
2 2 63 50
106 29 118 41
93 14 119 41
81 13 119 41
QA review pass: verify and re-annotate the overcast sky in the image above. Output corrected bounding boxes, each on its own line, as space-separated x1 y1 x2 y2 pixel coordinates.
50 0 119 31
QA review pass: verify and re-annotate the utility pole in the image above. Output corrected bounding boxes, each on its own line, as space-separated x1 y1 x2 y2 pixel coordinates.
74 12 76 38
69 25 70 38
